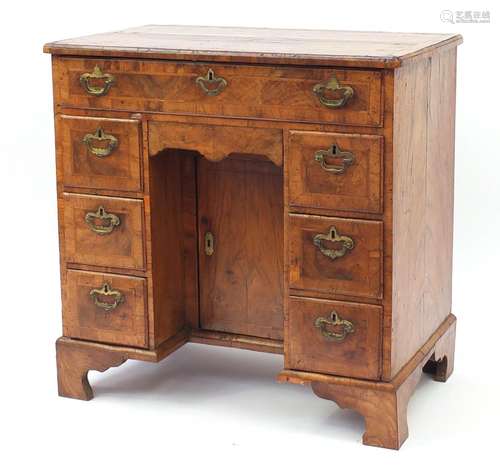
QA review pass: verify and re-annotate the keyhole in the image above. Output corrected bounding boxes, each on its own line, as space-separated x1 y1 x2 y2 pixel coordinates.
331 145 338 154
205 232 214 256
96 128 104 138
208 69 214 80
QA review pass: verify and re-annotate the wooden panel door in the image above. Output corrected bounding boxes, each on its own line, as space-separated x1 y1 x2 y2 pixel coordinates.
198 156 284 340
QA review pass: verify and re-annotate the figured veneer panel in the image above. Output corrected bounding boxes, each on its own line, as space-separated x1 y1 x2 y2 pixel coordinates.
52 58 383 127
288 214 383 300
57 115 142 192
62 193 145 270
286 296 382 380
288 130 383 213
63 269 148 348
148 121 283 166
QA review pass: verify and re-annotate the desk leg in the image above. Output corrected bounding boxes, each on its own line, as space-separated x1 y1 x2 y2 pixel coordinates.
56 337 128 400
279 314 456 449
313 316 455 449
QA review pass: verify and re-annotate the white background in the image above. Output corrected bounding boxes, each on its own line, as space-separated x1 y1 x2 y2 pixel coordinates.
1 0 499 468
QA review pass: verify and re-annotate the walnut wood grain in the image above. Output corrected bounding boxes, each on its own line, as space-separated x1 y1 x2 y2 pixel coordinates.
198 157 284 340
287 130 383 214
63 269 148 348
44 25 461 69
56 337 128 400
149 121 283 166
279 314 456 449
62 193 146 271
288 214 383 300
148 149 197 346
56 331 189 400
286 296 382 379
190 329 284 354
46 26 460 448
56 115 142 192
391 47 457 376
51 58 383 127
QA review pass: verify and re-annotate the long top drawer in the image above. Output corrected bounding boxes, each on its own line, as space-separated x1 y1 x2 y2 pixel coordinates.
52 58 383 127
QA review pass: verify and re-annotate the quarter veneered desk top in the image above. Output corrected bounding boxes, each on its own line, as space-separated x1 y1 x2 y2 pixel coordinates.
44 25 462 68
46 25 460 450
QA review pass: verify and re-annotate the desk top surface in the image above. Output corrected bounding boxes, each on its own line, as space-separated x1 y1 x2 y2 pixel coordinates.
44 25 462 69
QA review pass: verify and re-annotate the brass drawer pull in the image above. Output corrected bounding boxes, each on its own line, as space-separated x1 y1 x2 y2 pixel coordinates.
196 69 227 96
313 75 354 109
314 311 354 342
83 128 118 157
313 226 354 261
79 65 115 96
85 206 120 235
315 145 354 174
89 283 124 312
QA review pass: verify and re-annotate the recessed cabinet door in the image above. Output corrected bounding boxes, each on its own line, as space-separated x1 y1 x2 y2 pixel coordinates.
197 157 284 340
288 214 383 300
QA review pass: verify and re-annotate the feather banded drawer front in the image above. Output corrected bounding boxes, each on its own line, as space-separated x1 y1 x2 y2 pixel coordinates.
45 25 461 449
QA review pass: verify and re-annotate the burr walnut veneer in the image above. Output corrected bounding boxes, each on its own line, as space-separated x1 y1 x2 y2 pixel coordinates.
45 25 461 449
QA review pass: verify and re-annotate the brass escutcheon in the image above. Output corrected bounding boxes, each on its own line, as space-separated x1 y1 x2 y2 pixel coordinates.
79 65 115 96
313 75 354 109
314 311 355 342
196 69 227 96
205 231 215 256
89 283 124 312
313 226 354 261
85 206 120 235
314 144 355 174
83 127 118 157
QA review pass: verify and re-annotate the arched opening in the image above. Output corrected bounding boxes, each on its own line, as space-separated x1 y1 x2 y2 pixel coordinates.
148 122 284 345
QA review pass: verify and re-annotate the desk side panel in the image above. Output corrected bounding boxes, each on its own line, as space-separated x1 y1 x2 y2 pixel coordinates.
148 147 198 347
391 48 457 377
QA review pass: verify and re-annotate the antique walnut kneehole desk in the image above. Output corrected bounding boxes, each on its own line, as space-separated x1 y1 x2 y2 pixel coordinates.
44 26 461 449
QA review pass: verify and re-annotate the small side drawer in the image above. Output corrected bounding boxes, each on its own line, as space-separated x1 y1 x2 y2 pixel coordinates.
288 214 383 299
53 58 383 127
286 297 381 380
287 131 383 213
62 193 145 270
63 269 147 348
57 115 142 192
